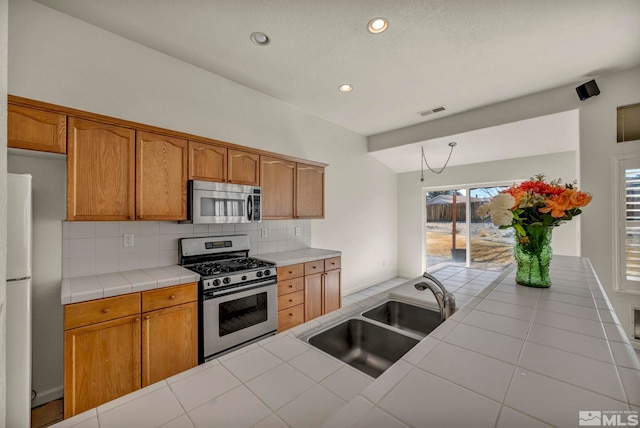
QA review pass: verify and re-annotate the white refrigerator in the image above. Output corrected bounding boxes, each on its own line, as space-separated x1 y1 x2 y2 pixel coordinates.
6 173 33 428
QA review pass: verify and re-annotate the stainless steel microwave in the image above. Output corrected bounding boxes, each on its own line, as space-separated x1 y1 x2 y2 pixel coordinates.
185 180 262 224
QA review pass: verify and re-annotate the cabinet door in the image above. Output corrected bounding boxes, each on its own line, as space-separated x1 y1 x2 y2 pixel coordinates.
296 163 324 218
64 315 141 418
188 141 227 182
324 269 341 314
228 149 260 186
141 301 198 387
67 118 135 221
304 273 323 322
261 156 295 219
136 131 188 220
8 104 67 153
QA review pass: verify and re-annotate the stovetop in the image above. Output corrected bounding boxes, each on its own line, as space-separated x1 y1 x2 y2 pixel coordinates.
185 257 274 278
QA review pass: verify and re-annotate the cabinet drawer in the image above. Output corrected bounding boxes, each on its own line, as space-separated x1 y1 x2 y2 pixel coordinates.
277 277 304 295
325 257 341 271
278 304 304 332
304 260 325 275
65 293 140 330
277 263 304 281
278 290 304 310
142 282 198 312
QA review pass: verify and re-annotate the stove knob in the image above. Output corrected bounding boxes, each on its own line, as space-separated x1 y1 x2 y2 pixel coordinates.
256 271 263 278
241 275 247 281
212 279 221 287
264 269 271 277
223 277 231 285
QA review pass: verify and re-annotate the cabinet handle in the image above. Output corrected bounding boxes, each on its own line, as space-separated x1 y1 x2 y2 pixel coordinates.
288 271 293 274
144 315 150 320
289 313 294 317
288 299 293 303
134 317 140 322
288 284 293 288
102 308 110 314
169 295 176 300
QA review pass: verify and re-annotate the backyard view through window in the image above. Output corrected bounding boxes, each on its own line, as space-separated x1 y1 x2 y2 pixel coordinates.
425 185 514 271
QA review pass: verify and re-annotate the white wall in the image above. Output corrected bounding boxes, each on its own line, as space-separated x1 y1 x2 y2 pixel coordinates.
397 151 579 278
8 0 398 403
579 67 640 341
1 0 8 420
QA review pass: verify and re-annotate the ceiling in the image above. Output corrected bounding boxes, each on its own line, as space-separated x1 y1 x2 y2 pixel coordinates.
33 0 640 169
369 109 579 172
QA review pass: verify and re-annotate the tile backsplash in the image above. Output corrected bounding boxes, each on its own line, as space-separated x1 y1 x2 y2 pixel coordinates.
62 220 311 278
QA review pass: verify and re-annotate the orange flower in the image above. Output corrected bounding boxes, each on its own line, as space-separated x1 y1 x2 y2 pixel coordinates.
569 190 592 208
539 193 571 218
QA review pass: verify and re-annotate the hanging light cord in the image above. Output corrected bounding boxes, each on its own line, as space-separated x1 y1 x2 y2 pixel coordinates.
420 142 456 181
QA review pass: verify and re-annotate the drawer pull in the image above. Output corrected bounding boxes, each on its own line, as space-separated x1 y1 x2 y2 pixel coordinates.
169 295 176 300
288 299 293 303
134 317 140 322
144 315 150 320
288 271 293 274
288 285 293 288
102 308 110 314
289 313 294 317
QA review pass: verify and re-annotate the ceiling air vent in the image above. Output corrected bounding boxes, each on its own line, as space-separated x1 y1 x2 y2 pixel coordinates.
418 106 446 117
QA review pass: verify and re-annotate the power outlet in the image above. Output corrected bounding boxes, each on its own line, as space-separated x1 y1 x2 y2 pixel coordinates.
261 229 268 238
294 226 300 236
123 234 135 247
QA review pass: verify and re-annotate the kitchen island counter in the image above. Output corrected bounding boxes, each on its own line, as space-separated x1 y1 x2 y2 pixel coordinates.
53 256 640 428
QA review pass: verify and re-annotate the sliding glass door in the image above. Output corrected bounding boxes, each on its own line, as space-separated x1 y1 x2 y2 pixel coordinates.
425 183 514 270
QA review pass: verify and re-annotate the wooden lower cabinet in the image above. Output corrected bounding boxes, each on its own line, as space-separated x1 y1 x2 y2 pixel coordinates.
64 315 141 418
277 257 341 329
304 257 341 322
63 283 197 418
141 301 198 387
277 276 305 332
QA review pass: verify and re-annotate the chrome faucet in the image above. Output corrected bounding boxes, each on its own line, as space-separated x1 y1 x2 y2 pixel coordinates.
415 272 456 321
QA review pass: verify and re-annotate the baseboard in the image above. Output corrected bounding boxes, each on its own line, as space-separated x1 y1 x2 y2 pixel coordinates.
32 385 63 408
343 274 406 296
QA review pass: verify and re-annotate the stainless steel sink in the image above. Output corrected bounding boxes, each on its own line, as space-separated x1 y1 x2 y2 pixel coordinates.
362 300 442 337
307 318 419 378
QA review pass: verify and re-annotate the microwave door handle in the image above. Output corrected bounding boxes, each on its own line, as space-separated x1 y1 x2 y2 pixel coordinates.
247 195 253 221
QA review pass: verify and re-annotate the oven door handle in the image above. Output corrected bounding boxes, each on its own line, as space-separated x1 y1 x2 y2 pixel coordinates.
205 280 276 299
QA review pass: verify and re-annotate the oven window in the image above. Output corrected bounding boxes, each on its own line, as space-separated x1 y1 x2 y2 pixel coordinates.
219 292 268 336
201 197 245 217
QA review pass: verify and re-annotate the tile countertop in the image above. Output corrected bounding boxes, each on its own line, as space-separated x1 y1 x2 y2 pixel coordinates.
61 266 199 304
255 248 341 267
60 248 340 304
54 256 640 428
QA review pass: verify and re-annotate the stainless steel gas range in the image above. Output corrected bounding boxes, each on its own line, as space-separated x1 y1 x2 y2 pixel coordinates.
179 235 277 362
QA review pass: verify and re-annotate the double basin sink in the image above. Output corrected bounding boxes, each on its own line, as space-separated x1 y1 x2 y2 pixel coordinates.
305 300 443 378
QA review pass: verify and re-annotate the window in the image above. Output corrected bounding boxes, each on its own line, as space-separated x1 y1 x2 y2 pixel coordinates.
615 156 640 293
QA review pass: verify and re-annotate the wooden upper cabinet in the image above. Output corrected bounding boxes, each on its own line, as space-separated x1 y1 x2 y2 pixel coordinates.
228 149 260 186
8 104 67 154
67 118 135 221
296 163 325 218
136 131 188 220
188 141 227 182
261 156 296 219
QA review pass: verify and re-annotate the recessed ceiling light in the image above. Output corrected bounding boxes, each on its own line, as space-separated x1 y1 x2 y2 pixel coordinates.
250 32 270 46
338 84 353 92
367 17 388 34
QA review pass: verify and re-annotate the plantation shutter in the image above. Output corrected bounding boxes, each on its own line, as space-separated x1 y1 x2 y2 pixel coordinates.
625 167 640 282
617 157 640 293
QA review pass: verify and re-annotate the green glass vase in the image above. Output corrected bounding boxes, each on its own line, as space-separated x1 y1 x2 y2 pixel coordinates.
514 226 553 288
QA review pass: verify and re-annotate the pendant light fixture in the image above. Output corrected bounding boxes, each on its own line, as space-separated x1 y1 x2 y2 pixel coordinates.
420 142 457 182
